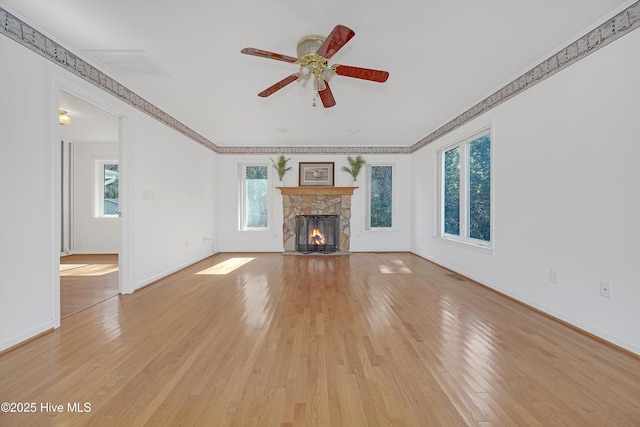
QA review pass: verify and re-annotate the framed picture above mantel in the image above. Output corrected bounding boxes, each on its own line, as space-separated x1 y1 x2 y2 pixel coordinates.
299 162 334 186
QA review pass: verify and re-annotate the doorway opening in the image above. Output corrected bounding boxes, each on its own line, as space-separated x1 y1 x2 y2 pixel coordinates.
59 91 121 318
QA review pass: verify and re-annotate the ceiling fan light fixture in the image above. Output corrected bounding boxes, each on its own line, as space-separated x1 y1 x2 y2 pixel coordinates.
296 35 326 58
315 77 326 92
59 110 73 125
321 67 335 81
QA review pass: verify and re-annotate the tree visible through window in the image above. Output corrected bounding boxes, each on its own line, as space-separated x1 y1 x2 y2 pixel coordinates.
443 147 460 235
369 165 392 228
103 164 119 215
244 165 268 228
442 131 491 245
468 135 491 241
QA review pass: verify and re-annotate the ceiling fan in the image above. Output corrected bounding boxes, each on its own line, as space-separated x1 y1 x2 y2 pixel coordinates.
241 25 389 108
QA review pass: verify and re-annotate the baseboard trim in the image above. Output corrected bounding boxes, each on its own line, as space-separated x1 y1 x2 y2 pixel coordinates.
132 252 219 293
0 327 54 355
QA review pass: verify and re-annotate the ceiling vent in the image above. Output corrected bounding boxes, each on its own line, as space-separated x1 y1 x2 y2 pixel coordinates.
81 50 168 76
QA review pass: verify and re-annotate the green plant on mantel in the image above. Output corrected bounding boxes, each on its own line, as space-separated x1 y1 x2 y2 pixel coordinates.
342 155 365 180
270 155 292 181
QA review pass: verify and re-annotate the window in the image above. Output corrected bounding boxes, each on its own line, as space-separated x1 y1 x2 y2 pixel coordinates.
239 164 269 230
96 160 119 217
367 164 394 229
441 129 492 247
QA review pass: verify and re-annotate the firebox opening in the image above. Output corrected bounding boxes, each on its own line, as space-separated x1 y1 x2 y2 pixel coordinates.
295 215 339 254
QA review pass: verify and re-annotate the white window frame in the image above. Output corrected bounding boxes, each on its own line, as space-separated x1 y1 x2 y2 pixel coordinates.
438 126 494 251
238 163 272 231
365 162 397 230
94 159 119 219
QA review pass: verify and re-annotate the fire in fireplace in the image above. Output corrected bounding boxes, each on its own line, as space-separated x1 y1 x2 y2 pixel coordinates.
295 215 339 253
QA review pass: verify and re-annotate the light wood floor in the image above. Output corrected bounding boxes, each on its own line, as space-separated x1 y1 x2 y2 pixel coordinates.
1 253 639 426
60 254 119 318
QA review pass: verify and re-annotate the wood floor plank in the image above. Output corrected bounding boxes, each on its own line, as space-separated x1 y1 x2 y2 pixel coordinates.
60 254 119 318
1 252 639 426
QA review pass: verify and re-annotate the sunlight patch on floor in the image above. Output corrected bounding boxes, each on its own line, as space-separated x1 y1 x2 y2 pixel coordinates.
196 257 255 275
60 264 118 276
378 259 412 274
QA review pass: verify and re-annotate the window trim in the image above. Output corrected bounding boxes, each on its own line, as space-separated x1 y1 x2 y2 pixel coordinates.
438 126 494 251
94 159 119 219
365 162 397 231
238 162 272 231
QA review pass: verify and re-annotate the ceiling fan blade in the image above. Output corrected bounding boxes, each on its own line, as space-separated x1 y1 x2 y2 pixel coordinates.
318 82 336 108
241 47 299 64
258 74 300 97
316 25 355 59
333 65 389 82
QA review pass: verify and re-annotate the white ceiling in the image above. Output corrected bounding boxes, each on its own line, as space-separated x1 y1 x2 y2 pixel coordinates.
1 0 631 148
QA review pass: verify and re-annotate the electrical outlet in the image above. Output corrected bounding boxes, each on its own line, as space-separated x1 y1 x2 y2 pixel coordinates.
550 268 559 284
600 281 611 298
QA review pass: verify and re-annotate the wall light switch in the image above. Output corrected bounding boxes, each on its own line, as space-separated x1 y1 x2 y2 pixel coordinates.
550 268 559 284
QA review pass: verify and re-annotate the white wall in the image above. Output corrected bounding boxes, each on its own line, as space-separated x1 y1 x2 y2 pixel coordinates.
71 141 120 253
128 116 217 289
0 34 218 351
411 29 640 354
216 154 411 252
0 36 58 350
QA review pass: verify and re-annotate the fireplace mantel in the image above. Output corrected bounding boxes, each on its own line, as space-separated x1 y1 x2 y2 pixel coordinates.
276 186 357 196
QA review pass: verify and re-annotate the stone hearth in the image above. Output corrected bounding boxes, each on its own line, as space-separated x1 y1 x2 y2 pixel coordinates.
277 187 356 253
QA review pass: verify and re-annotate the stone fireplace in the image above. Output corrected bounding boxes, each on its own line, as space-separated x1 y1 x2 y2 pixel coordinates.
277 186 356 254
